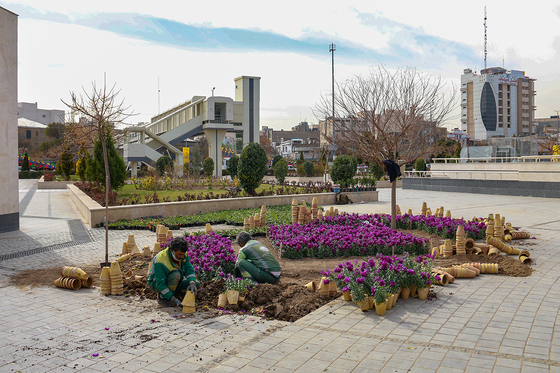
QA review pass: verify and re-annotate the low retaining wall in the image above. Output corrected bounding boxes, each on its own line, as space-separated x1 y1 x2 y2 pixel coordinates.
38 177 75 189
403 177 560 198
67 185 378 227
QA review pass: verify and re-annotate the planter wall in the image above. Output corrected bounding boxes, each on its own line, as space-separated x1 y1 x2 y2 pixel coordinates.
38 176 75 190
67 184 378 228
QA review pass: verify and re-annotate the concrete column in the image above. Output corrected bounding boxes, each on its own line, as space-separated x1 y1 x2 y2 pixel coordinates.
0 7 19 233
203 129 227 177
131 161 138 177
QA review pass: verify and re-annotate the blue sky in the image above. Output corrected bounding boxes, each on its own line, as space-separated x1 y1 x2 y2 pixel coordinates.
3 1 560 130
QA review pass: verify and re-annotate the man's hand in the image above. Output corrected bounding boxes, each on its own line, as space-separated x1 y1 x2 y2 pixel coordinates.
170 296 181 307
187 281 198 297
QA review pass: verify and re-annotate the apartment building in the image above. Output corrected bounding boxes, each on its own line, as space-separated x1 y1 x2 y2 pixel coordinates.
460 67 536 141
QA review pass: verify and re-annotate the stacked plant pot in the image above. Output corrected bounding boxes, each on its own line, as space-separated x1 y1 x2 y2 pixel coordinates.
206 223 213 235
249 215 255 228
312 198 318 220
100 266 111 295
421 202 427 216
291 199 299 224
126 234 140 255
182 291 196 313
54 277 82 290
455 226 466 255
110 262 123 295
260 205 267 226
442 239 453 257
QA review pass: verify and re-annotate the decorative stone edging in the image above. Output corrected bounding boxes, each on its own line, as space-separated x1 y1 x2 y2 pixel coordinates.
38 176 75 190
67 185 378 228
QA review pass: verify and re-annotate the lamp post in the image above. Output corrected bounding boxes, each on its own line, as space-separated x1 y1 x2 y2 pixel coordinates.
555 110 560 145
329 43 336 160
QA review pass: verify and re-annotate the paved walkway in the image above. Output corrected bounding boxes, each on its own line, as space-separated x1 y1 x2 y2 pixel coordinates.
0 180 559 372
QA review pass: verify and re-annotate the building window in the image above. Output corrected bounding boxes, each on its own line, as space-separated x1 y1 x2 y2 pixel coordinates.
26 130 31 139
480 82 497 131
507 93 510 99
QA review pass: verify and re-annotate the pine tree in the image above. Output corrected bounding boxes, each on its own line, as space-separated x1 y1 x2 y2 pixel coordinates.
91 131 126 191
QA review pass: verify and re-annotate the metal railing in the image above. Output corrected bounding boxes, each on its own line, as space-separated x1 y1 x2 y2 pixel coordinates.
432 155 560 163
403 170 519 180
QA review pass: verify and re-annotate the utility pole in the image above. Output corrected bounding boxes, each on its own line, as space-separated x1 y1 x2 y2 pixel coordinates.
555 110 560 145
329 43 336 159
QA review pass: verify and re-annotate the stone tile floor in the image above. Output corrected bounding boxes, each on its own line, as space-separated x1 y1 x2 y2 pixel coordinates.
0 180 558 372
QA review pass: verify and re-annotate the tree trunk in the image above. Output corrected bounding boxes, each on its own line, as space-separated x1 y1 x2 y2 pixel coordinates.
391 180 396 230
100 129 111 267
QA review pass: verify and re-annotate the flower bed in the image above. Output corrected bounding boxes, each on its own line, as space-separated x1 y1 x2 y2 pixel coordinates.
269 214 429 259
380 213 486 239
161 233 236 282
106 205 293 230
323 253 436 304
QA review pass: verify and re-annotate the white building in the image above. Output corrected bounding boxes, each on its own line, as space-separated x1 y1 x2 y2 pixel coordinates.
0 6 18 233
460 67 536 141
18 102 65 125
124 76 260 177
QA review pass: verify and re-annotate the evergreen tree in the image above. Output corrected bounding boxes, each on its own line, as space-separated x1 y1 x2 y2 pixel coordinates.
227 154 239 178
273 158 288 184
203 157 214 179
155 156 173 176
91 131 126 191
59 146 74 181
238 143 267 195
21 152 30 171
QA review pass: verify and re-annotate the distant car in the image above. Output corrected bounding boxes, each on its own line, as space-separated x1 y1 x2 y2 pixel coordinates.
288 165 296 171
356 165 369 173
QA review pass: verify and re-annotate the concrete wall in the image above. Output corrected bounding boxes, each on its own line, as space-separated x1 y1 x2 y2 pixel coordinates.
430 160 560 182
403 177 560 199
67 185 378 227
0 7 18 233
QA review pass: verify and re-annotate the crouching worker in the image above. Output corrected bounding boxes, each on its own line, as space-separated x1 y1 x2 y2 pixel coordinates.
148 237 200 307
234 231 281 284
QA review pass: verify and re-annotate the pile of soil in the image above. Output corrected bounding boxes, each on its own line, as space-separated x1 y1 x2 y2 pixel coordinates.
7 230 533 322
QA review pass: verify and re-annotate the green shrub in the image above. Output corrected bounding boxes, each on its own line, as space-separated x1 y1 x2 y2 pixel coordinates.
272 155 283 168
303 160 314 177
155 156 173 177
238 143 267 195
203 157 214 179
227 154 239 178
273 158 288 184
331 155 356 184
414 158 426 172
370 162 385 180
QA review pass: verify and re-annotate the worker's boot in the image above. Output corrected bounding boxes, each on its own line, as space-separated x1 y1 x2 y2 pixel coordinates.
157 294 176 307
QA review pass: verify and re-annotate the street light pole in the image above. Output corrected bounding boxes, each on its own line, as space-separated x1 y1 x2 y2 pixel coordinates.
329 43 336 159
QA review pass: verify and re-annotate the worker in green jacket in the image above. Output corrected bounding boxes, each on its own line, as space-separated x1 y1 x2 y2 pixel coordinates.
148 237 200 307
234 231 281 284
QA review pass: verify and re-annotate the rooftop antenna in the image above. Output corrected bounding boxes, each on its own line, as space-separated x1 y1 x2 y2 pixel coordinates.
329 42 336 158
484 6 487 71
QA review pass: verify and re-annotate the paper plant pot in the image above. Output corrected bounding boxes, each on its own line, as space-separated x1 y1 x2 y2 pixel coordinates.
226 290 239 305
400 287 411 299
61 266 88 280
356 299 369 312
417 287 429 300
392 292 398 307
329 281 338 295
368 296 374 310
519 250 532 264
182 291 195 308
217 293 227 308
81 276 93 288
317 277 330 296
116 253 132 263
465 238 474 250
127 234 136 245
375 302 387 316
206 223 212 235
385 296 393 310
142 246 152 258
435 272 449 286
305 281 317 292
166 231 173 240
124 270 133 280
153 243 162 256
343 291 352 301
121 242 128 255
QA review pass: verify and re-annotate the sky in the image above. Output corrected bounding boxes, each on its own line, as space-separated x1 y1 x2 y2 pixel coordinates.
3 0 560 131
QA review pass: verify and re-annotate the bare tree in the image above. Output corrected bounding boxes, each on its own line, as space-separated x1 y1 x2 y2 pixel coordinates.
315 66 457 228
62 80 133 266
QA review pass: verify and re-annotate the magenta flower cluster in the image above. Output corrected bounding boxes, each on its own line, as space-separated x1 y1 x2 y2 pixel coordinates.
163 232 236 281
269 214 428 259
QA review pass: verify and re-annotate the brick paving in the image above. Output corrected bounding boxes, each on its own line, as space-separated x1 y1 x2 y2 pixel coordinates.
0 179 558 372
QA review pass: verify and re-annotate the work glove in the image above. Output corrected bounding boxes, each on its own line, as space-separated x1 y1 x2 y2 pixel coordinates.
187 281 198 297
170 296 181 307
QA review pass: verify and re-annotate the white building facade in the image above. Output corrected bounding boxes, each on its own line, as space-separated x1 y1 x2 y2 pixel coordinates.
0 6 19 233
18 102 65 125
461 67 536 141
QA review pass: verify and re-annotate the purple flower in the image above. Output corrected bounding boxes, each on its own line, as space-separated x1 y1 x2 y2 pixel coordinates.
378 279 386 286
343 277 352 284
356 277 365 285
426 280 431 286
389 281 395 287
323 278 330 285
92 353 99 357
370 286 376 296
435 275 441 281
150 319 156 323
104 327 109 330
